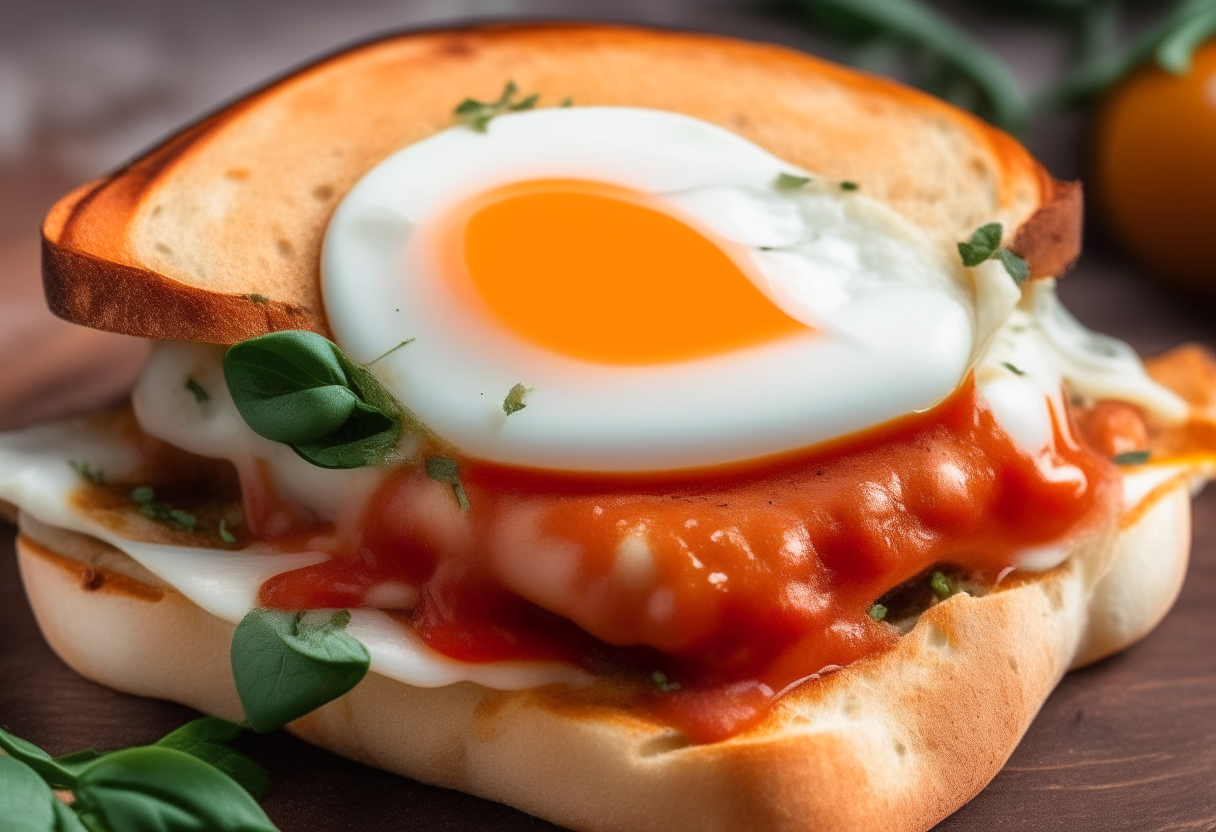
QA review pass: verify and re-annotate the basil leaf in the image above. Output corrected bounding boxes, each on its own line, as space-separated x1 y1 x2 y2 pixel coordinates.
291 402 398 469
957 222 1002 266
54 750 105 777
0 725 78 788
155 718 270 800
224 331 359 443
73 747 278 832
52 801 90 832
0 755 59 831
231 609 371 734
224 331 408 469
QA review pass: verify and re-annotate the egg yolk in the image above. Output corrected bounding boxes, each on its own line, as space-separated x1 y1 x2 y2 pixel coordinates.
445 179 807 364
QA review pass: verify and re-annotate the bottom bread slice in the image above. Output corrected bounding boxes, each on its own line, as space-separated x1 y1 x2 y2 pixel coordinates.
13 476 1192 832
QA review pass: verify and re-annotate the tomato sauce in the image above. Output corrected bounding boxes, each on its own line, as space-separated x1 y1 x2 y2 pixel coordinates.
258 377 1119 742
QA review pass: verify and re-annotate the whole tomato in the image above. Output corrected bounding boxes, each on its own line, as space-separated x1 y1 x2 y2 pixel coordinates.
1091 40 1216 297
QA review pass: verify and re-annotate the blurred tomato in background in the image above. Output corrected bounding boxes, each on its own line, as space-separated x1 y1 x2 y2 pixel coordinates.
1092 39 1216 298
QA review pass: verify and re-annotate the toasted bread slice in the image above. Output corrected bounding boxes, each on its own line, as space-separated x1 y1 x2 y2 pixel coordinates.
42 22 1079 344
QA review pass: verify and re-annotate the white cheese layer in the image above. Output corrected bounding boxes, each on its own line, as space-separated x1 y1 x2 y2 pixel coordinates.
0 418 587 691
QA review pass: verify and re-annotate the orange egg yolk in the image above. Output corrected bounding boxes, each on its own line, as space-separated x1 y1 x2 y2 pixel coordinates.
440 179 808 364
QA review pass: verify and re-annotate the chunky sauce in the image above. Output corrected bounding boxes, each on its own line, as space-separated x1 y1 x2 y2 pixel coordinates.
258 377 1120 742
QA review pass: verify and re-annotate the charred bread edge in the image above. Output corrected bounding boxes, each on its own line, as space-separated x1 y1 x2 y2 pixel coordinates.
40 21 1080 345
12 475 1190 832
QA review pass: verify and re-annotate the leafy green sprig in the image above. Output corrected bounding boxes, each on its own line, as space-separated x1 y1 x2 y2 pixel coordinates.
958 222 1030 285
223 330 425 469
0 718 277 832
454 81 539 132
230 608 371 734
792 0 1216 130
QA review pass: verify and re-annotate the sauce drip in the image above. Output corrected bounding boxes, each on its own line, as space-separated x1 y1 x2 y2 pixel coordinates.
259 377 1119 742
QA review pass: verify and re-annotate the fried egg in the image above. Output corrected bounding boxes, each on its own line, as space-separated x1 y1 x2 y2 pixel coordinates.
322 107 977 471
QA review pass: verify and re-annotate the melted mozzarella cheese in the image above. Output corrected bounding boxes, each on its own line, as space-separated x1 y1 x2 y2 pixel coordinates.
0 421 587 691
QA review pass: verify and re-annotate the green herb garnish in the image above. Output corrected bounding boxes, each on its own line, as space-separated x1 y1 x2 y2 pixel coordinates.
247 293 269 304
559 96 573 107
1113 449 1151 466
224 330 414 469
930 570 954 600
651 670 682 692
219 518 237 546
68 460 106 486
774 172 812 190
155 717 271 799
186 376 211 403
0 720 278 831
426 456 471 512
1001 361 1026 377
503 383 529 416
839 180 860 191
365 337 415 367
958 222 1030 285
130 486 197 530
231 608 370 734
454 81 539 132
868 603 889 622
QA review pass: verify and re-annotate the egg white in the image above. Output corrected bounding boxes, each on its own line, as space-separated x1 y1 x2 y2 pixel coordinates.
322 107 976 472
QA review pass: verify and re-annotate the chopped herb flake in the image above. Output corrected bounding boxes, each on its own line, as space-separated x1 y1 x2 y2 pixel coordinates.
651 670 682 692
868 603 889 622
69 460 106 486
958 223 1029 285
839 180 860 191
426 457 471 512
559 96 573 107
454 81 539 132
186 376 211 403
774 172 812 190
247 293 269 304
1001 361 1026 376
131 486 196 530
503 383 529 416
365 337 415 367
1113 449 1151 465
930 570 954 600
219 519 237 545
994 247 1030 285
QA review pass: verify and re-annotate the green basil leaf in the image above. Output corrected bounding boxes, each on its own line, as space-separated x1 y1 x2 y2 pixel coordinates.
0 725 78 788
224 331 359 443
224 331 407 469
994 247 1030 286
53 750 105 777
52 801 90 832
73 746 278 832
231 609 371 734
155 718 270 800
0 755 59 831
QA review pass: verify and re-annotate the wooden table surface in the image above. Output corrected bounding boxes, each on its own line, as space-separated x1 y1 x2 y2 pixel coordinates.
1 165 1215 832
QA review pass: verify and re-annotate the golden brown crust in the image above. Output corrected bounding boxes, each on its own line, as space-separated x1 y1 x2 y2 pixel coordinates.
42 22 1078 343
13 474 1194 832
1009 179 1084 278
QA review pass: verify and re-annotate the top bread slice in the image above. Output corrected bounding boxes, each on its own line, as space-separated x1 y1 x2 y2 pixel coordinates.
41 22 1081 344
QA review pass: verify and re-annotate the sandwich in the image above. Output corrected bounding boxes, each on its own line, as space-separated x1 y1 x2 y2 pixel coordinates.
4 21 1216 832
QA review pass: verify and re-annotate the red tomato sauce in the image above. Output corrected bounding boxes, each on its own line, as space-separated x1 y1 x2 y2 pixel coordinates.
258 377 1119 742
